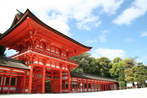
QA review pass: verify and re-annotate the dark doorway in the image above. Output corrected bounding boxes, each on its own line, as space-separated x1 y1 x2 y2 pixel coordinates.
45 80 51 93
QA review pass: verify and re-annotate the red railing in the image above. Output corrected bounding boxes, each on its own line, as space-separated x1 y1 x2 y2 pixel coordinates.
10 48 78 65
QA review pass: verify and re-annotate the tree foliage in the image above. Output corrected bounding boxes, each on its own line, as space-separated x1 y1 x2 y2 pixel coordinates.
110 58 125 88
70 53 147 88
110 62 124 79
97 57 112 77
113 57 122 63
122 59 134 69
70 53 112 77
133 65 147 86
70 52 90 73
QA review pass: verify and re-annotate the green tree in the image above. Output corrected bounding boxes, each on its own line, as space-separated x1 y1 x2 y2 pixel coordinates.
70 52 90 73
119 81 126 89
86 57 97 74
133 65 147 87
122 58 134 69
110 62 124 79
110 57 126 89
113 57 122 63
122 58 135 82
97 57 112 77
118 69 125 81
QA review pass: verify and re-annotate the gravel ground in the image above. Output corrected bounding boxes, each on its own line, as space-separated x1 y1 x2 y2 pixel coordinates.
1 88 147 98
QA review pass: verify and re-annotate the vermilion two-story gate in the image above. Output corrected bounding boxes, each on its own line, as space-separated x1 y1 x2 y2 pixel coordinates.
0 9 117 93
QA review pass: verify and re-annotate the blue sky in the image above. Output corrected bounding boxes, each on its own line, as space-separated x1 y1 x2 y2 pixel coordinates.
0 0 147 64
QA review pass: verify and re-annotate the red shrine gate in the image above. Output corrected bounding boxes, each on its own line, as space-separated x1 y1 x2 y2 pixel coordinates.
0 9 118 93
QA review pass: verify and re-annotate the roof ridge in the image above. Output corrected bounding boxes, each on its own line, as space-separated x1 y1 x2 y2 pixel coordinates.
0 56 24 64
70 71 116 80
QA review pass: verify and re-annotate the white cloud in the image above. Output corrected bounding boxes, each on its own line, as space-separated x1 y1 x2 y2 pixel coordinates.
77 15 101 30
125 38 134 42
0 0 123 35
91 48 126 60
113 0 147 25
98 0 124 15
86 39 98 43
141 31 147 37
98 30 109 42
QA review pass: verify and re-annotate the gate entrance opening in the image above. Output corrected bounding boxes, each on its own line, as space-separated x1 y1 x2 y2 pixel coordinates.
45 80 51 93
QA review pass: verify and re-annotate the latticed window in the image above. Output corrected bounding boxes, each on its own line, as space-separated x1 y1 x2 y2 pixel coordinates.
84 84 87 88
5 77 16 86
37 74 42 78
11 78 16 86
88 84 91 88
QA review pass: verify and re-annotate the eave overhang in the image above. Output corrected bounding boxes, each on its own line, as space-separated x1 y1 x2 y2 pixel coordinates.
0 9 92 56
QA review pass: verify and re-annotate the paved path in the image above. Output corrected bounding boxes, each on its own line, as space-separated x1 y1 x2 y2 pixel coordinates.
1 88 147 98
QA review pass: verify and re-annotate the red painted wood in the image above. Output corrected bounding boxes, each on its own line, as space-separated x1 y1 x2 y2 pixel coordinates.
28 65 33 93
0 9 118 94
23 72 26 93
42 66 45 93
59 70 62 93
68 71 70 93
8 69 12 94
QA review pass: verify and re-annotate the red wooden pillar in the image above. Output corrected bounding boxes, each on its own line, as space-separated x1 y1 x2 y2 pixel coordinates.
98 81 100 91
59 70 62 93
99 81 101 91
42 66 45 93
106 82 108 90
1 71 5 92
34 69 37 93
28 65 33 93
102 81 104 91
68 71 70 93
113 83 115 90
104 82 106 90
23 72 26 93
8 69 12 94
86 79 88 92
110 83 112 90
20 76 23 93
101 81 103 91
105 82 107 90
100 81 102 91
94 80 96 91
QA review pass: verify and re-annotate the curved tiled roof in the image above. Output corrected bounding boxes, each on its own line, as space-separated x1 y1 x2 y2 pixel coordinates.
0 56 29 70
70 71 117 82
0 9 92 50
